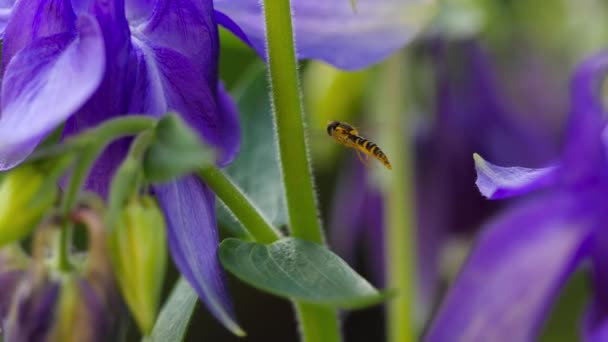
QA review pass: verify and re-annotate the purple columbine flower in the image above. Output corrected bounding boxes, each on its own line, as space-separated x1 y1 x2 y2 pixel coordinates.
426 52 608 341
0 0 241 334
214 0 437 70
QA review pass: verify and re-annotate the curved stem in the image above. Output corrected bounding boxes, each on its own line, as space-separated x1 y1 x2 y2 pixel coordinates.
261 0 340 340
55 116 157 271
199 166 281 244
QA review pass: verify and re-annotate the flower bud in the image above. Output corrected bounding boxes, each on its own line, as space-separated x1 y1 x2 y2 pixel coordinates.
0 165 57 246
110 195 167 335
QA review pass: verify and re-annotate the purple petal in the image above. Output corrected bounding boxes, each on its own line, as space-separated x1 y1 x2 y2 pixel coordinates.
562 52 608 171
215 82 241 166
432 41 557 167
0 271 23 321
583 302 608 342
127 41 240 166
426 193 593 342
125 0 154 21
0 0 15 39
0 15 105 170
474 153 558 200
137 0 218 86
583 214 608 341
154 176 243 336
214 10 253 47
2 0 75 70
5 280 60 342
78 279 116 342
214 0 438 70
127 0 239 165
76 138 132 197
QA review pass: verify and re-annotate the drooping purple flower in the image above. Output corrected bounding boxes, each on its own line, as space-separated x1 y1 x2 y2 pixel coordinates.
214 0 439 70
426 52 608 341
0 0 241 334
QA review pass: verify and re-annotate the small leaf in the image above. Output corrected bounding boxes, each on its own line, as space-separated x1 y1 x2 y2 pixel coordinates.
144 114 214 183
148 278 198 342
220 237 392 309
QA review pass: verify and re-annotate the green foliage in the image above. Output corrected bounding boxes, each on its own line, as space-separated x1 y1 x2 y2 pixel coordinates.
220 237 392 309
218 64 288 232
148 278 199 342
144 114 214 183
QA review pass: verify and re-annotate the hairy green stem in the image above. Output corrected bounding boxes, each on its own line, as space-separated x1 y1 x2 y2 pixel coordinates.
262 0 322 242
199 166 280 244
377 54 417 342
261 0 340 340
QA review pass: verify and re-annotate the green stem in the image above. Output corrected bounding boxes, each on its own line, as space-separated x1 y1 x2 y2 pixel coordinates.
107 131 156 230
199 166 280 244
377 54 417 342
261 0 340 340
262 0 322 243
55 116 157 271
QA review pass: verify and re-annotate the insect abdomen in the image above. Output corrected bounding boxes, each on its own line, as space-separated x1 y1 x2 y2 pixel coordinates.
351 135 392 170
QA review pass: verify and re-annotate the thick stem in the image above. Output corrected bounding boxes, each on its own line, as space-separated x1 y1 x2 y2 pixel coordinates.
260 0 340 340
262 0 322 243
199 166 280 244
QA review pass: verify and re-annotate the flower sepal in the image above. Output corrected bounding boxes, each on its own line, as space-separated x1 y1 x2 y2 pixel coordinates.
109 195 167 335
143 113 215 183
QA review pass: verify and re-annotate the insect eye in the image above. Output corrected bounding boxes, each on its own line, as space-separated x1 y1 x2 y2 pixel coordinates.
326 121 338 136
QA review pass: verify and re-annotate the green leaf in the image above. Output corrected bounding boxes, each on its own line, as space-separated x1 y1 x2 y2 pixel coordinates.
220 237 393 309
218 63 287 232
147 278 198 342
144 114 214 183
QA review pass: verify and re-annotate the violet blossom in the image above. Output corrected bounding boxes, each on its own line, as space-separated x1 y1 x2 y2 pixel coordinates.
426 52 608 341
214 0 438 70
0 0 241 334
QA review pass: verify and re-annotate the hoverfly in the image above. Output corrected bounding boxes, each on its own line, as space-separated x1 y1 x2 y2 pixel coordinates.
326 120 392 170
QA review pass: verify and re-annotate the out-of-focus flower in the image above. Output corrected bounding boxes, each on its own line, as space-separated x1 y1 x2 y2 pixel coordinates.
3 210 118 342
214 0 438 70
329 39 558 323
0 245 28 332
0 0 241 333
426 52 608 341
415 39 557 309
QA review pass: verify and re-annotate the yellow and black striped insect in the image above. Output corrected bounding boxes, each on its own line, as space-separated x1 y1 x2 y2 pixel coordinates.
326 121 392 170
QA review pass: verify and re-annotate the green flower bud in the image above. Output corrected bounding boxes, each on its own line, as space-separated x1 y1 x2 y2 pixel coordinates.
110 196 167 335
0 165 57 246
